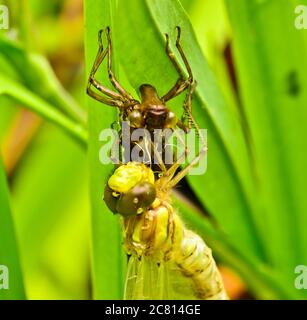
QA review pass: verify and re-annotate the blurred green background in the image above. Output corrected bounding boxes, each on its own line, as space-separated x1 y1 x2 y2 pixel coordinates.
0 0 307 300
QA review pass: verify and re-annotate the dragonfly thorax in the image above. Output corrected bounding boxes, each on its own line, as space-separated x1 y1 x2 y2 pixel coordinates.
124 201 184 259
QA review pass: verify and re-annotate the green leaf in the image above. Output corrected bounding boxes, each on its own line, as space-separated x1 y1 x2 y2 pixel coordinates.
226 0 307 298
115 0 266 262
0 74 87 146
0 157 25 300
173 193 296 299
84 0 126 299
0 35 86 123
0 48 19 142
12 126 90 299
183 0 239 122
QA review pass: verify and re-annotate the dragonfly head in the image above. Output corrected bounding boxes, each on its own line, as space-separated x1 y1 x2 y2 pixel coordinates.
135 84 177 130
104 162 157 216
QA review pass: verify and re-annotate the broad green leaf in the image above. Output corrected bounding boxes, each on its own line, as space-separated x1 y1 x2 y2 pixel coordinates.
115 0 267 263
185 0 240 121
12 126 90 299
173 193 296 299
84 0 126 299
226 0 307 298
0 157 25 300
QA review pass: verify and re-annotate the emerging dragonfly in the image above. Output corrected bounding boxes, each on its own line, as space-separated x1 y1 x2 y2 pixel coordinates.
87 26 226 299
105 161 227 299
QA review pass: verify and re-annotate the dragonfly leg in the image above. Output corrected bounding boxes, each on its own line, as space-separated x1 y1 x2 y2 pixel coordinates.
159 81 200 188
87 29 137 107
168 143 207 190
87 84 124 107
150 140 167 173
161 26 193 102
158 146 187 190
177 80 198 133
87 29 125 105
150 127 188 175
105 27 136 102
161 91 207 191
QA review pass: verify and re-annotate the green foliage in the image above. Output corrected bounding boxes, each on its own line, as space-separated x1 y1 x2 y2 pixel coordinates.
0 0 306 300
0 36 86 122
0 0 90 300
84 0 126 299
83 0 307 299
0 74 87 145
226 0 307 298
0 158 25 299
12 126 90 299
115 0 262 256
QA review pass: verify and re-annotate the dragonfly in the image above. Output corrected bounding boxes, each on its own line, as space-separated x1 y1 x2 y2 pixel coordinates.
87 26 227 299
104 160 227 300
103 126 226 299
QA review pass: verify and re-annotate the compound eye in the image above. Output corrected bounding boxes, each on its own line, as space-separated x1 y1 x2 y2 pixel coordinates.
104 185 119 214
128 110 144 128
165 111 177 129
116 182 156 216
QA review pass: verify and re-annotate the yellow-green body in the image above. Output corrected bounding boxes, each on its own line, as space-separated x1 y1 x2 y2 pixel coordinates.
123 196 226 300
107 162 227 300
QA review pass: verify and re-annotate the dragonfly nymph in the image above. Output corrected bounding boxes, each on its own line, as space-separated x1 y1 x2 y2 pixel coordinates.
87 26 199 168
87 26 194 131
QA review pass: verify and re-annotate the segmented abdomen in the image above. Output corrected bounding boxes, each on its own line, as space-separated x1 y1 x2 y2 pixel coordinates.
175 229 227 300
123 201 227 300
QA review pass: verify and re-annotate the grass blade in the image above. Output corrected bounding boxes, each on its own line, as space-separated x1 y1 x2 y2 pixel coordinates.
173 193 297 299
12 126 90 299
226 0 307 298
0 35 86 123
0 75 87 146
84 0 126 299
0 157 25 300
115 0 266 262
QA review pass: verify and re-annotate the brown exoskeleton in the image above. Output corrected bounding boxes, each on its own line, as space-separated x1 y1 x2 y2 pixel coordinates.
87 26 199 167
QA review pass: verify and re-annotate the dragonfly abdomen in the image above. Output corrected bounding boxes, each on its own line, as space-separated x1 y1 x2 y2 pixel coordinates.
175 229 227 300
